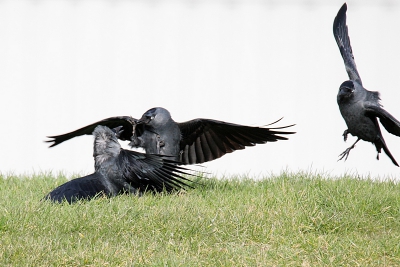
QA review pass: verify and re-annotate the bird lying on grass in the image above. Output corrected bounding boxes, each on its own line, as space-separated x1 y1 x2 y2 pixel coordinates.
44 125 195 204
47 107 295 164
333 3 400 166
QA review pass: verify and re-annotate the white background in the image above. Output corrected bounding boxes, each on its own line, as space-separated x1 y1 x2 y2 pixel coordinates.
1 0 400 179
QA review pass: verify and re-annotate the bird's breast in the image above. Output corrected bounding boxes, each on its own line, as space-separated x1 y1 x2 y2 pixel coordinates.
339 104 378 142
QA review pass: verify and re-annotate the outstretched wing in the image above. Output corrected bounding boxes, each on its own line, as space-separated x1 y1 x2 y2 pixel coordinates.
43 173 109 204
333 3 362 85
118 149 196 193
178 118 295 164
46 116 137 147
365 105 400 137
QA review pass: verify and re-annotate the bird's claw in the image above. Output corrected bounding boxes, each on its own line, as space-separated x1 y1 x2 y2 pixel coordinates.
156 135 165 147
155 134 165 154
338 147 352 161
342 130 348 142
338 130 352 160
129 136 141 147
338 138 360 162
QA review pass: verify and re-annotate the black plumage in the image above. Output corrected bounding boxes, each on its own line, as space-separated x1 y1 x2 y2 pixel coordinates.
47 116 136 148
44 125 194 203
47 107 295 164
333 3 400 166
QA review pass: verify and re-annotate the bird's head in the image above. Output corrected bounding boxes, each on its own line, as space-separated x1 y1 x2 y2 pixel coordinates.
92 125 121 164
138 107 172 128
337 80 356 103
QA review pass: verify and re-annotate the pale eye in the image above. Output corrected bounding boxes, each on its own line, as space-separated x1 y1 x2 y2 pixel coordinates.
340 87 352 93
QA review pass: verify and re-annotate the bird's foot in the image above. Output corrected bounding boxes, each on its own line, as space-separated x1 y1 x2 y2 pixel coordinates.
129 136 141 148
338 147 352 161
342 129 349 142
338 138 360 162
156 135 165 147
156 134 165 154
338 144 357 161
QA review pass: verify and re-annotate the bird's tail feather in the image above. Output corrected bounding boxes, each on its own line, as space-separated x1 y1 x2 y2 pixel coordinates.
375 137 399 167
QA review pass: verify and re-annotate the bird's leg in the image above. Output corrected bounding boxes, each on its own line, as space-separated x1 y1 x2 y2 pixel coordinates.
375 144 381 160
156 134 165 154
128 122 142 148
338 138 360 161
128 136 141 148
342 129 349 142
159 138 165 147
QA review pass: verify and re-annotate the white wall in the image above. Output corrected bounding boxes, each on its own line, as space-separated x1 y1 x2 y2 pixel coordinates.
1 0 400 179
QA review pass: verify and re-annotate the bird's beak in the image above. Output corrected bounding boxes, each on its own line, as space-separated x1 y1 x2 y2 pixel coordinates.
112 126 124 138
339 87 354 95
138 116 152 124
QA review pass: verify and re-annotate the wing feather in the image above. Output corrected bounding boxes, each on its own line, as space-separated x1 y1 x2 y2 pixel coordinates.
178 118 295 164
365 105 400 137
118 149 195 192
333 3 362 84
46 116 137 147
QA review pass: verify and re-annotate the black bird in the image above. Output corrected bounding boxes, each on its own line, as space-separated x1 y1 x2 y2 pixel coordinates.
47 107 295 164
44 125 194 203
333 3 400 166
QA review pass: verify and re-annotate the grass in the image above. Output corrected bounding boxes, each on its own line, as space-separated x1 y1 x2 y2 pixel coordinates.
0 171 399 266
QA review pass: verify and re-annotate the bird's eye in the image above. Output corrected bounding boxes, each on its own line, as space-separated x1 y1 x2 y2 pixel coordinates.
340 87 353 93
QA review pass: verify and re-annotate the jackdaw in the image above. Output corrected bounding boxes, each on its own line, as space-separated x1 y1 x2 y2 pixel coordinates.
44 125 195 203
333 3 400 166
47 107 295 164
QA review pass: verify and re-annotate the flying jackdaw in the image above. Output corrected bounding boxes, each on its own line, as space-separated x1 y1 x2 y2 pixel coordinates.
47 107 295 164
44 125 195 203
333 3 400 166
